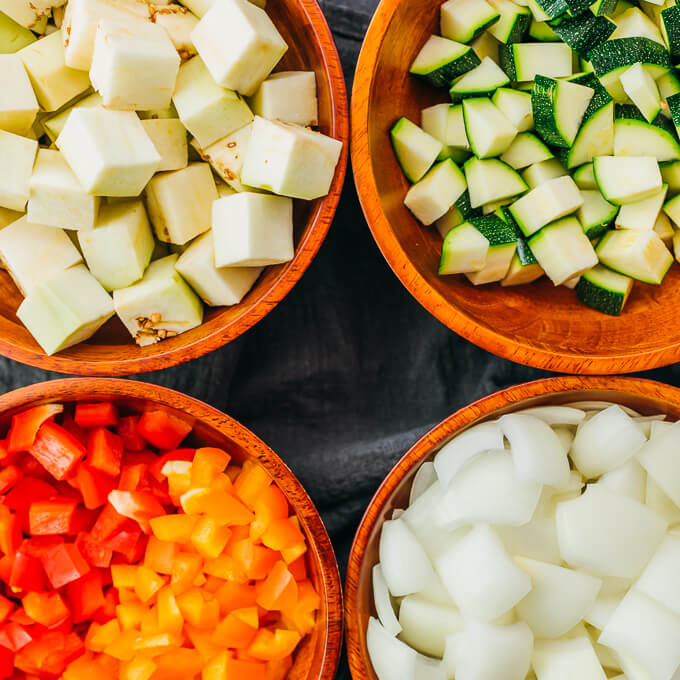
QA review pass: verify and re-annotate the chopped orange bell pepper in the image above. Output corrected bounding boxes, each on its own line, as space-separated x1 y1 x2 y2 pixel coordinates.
149 648 202 680
85 619 120 652
214 582 257 615
190 517 231 559
22 591 70 627
155 587 183 636
281 580 320 636
144 536 177 576
250 485 288 541
170 553 203 595
190 448 231 488
233 462 271 510
247 629 301 662
225 656 266 680
261 518 304 552
201 651 228 680
175 589 219 630
104 629 140 661
140 607 159 636
161 461 192 498
180 488 253 526
203 555 246 584
116 602 146 631
183 625 221 662
211 608 258 649
134 566 166 603
255 562 298 612
111 564 138 589
264 654 293 680
228 539 279 581
149 514 197 543
120 654 156 680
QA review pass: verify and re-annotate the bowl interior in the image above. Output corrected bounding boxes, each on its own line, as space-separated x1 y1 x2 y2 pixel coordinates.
354 0 680 374
1 0 347 375
345 377 680 680
0 379 342 680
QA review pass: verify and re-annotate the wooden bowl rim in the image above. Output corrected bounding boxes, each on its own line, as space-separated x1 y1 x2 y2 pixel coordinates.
343 375 680 680
350 0 680 375
0 377 343 680
2 0 349 377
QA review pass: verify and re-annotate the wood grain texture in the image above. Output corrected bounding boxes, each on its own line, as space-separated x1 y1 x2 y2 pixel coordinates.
350 0 680 375
344 375 680 680
0 378 343 680
0 0 349 376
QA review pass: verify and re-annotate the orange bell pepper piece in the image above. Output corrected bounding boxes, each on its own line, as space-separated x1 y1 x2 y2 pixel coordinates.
120 655 156 680
261 518 304 552
203 555 247 584
116 602 146 631
225 656 266 680
104 629 140 661
228 539 279 581
112 564 138 589
149 648 202 680
250 485 288 541
190 517 231 559
281 580 320 636
247 629 301 662
176 589 219 630
265 654 293 680
149 514 197 543
180 488 252 526
256 562 298 612
155 587 183 635
191 448 231 488
144 536 177 575
170 552 203 595
85 619 120 652
233 462 271 509
22 591 70 627
211 607 259 648
184 625 222 662
214 581 257 615
134 566 166 603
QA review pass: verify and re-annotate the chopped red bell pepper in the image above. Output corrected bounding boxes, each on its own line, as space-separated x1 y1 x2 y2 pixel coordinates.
22 591 70 627
86 428 123 477
7 404 63 454
0 556 12 585
104 523 143 560
76 464 116 510
89 504 129 543
0 643 12 679
74 533 112 569
0 513 21 556
137 411 193 451
66 570 104 624
40 542 89 589
74 403 118 430
93 587 117 623
117 416 145 451
60 412 88 449
9 549 46 592
108 490 165 531
4 477 56 533
0 467 20 496
28 498 78 535
29 422 87 481
0 597 12 625
148 449 195 482
23 536 64 557
118 463 147 491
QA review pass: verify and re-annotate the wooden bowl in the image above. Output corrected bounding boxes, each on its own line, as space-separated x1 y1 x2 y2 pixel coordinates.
0 378 343 680
351 0 680 375
0 0 348 376
344 375 680 680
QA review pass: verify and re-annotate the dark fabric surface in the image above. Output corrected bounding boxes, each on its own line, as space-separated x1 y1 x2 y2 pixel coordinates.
3 2 680 678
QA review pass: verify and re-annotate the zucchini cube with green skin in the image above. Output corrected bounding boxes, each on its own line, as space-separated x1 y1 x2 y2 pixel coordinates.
175 231 262 306
241 116 342 200
596 229 673 284
409 35 481 89
17 264 114 355
0 10 37 53
445 105 470 150
2 0 49 30
212 192 293 267
421 104 456 160
62 0 152 71
145 162 217 245
191 0 287 96
487 0 531 44
522 158 568 189
464 158 528 209
0 55 37 136
577 190 619 239
152 4 199 59
0 129 37 211
0 216 83 295
662 6 680 60
56 107 161 197
613 118 680 163
172 56 254 148
499 42 573 82
577 264 633 316
27 149 100 231
440 0 500 44
501 254 544 286
619 63 661 123
611 8 665 46
528 216 598 285
492 88 533 132
403 159 467 226
192 122 252 189
462 97 517 159
593 156 662 205
663 194 680 227
390 117 442 184
464 215 517 285
89 18 180 111
566 101 614 170
532 75 594 148
140 119 188 172
250 71 318 127
509 175 583 236
78 200 154 290
439 221 490 275
654 212 674 247
449 57 510 103
500 133 554 170
42 92 103 142
573 164 597 191
615 184 668 231
19 31 91 112
113 254 203 346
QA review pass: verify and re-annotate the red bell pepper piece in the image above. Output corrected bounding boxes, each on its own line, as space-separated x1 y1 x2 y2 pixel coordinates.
40 632 84 676
23 591 70 627
29 422 87 481
93 588 117 623
5 477 56 533
0 556 12 585
60 412 88 448
0 597 12 626
28 498 78 535
89 503 128 543
0 643 12 679
74 403 118 429
108 490 165 531
0 513 21 556
104 523 143 560
16 453 52 482
66 569 104 623
138 410 192 450
9 549 46 592
148 449 195 482
7 404 63 454
86 428 123 477
0 467 20 496
4 622 32 651
8 608 32 626
75 533 112 569
118 463 147 491
117 416 145 451
23 536 64 557
40 542 89 589
76 464 116 510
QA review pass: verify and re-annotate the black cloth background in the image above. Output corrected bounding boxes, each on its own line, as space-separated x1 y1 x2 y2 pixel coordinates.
4 2 680 677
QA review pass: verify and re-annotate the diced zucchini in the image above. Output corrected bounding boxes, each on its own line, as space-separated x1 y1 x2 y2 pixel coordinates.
470 31 501 62
439 221 490 275
487 0 532 44
509 174 584 236
462 97 517 158
529 20 559 42
619 63 661 123
593 155 663 205
662 6 680 59
491 88 534 131
590 0 619 17
500 204 541 268
615 184 668 230
577 189 619 238
532 75 594 148
663 192 680 226
661 160 680 196
614 118 680 162
567 101 615 169
464 215 518 284
500 132 554 169
501 253 544 285
0 10 36 53
455 189 481 220
500 42 573 81
447 105 471 149
666 92 680 139
464 157 528 208
525 0 551 21
421 103 457 160
654 212 674 246
528 216 599 285
449 57 510 102
404 159 467 225
657 69 680 120
577 264 633 316
410 35 481 88
522 158 569 188
436 205 465 238
390 118 442 183
596 228 673 283
441 0 501 43
573 163 597 190
533 0 568 20
552 13 616 58
611 7 666 46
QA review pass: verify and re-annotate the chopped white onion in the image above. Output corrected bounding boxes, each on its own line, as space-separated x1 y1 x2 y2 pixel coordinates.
638 421 680 507
398 595 462 658
533 636 606 680
372 563 401 636
410 461 437 505
516 405 586 425
366 617 417 680
635 536 680 617
598 458 646 504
